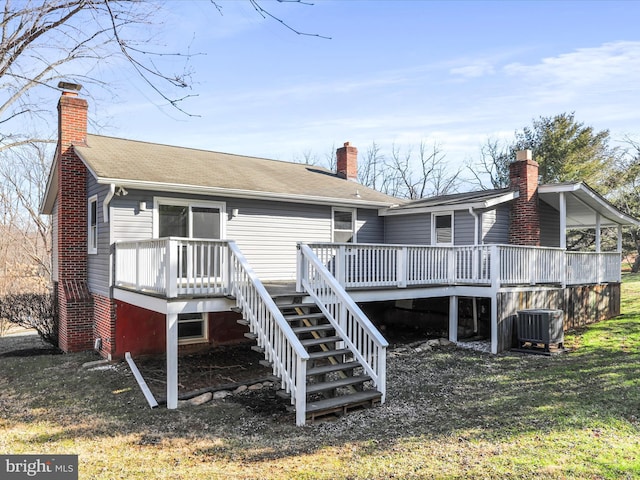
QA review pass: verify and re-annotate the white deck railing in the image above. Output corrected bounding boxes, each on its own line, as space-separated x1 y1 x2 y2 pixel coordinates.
298 243 388 403
115 238 230 297
228 242 309 426
305 243 620 289
566 251 622 285
116 238 310 425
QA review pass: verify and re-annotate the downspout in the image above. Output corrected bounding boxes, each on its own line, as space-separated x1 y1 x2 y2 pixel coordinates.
103 183 115 222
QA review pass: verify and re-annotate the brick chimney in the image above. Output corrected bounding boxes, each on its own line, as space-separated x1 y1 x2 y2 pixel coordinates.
336 142 358 180
509 149 540 246
56 82 94 352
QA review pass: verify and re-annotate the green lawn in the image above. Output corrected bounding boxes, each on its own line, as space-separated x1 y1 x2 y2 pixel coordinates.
1 277 639 479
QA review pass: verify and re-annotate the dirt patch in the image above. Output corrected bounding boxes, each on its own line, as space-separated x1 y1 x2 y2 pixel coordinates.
132 343 273 399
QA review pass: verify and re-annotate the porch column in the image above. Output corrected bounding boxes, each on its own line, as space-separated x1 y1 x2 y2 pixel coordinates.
618 225 623 253
595 212 601 253
559 192 567 250
448 296 458 343
166 313 178 409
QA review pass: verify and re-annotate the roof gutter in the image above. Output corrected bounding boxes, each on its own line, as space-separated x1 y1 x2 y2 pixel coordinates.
103 183 115 222
94 178 398 209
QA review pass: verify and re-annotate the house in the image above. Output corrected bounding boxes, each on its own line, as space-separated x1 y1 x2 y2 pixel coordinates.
42 84 639 425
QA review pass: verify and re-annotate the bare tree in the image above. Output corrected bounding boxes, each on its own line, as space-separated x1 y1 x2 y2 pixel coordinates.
467 138 513 189
0 0 321 295
383 141 459 199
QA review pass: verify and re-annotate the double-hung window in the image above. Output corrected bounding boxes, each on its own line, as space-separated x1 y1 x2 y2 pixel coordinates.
88 195 98 254
432 212 453 245
332 208 356 243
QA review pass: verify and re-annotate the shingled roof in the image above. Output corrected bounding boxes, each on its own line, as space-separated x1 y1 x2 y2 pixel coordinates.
48 134 401 209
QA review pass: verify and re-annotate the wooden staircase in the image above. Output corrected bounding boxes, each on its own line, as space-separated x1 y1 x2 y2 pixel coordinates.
240 292 383 422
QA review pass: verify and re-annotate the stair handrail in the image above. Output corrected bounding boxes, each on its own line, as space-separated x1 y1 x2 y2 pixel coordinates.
297 243 388 403
227 241 309 426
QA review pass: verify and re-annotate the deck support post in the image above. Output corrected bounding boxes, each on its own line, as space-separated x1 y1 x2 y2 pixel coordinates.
490 294 498 354
448 295 458 343
166 312 178 409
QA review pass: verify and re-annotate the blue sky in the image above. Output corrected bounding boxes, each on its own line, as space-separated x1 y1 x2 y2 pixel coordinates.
94 0 640 177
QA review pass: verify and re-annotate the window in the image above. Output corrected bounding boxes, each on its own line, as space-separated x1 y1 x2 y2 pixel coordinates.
88 195 98 254
178 313 208 344
433 212 453 245
332 208 356 243
155 198 224 239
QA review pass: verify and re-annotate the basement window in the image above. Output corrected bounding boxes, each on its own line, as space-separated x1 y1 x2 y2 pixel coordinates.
88 195 98 254
178 313 208 344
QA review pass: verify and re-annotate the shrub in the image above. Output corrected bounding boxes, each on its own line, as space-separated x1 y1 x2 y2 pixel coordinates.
0 292 58 348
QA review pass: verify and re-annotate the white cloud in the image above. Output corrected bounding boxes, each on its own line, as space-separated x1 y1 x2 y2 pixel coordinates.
450 61 496 78
503 41 640 97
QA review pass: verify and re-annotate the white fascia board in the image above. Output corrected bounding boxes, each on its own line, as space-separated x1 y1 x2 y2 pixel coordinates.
483 191 518 208
541 183 640 226
40 153 59 214
94 177 398 209
379 193 516 217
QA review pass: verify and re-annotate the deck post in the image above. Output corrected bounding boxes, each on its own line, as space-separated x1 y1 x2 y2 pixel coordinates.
336 245 346 286
490 294 498 354
448 295 458 343
166 312 178 409
296 243 304 292
397 247 408 288
166 238 178 298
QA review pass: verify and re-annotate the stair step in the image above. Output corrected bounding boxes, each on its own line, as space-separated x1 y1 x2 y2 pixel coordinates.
301 336 342 347
307 361 358 377
306 375 372 394
259 359 272 368
251 345 264 354
278 302 318 311
308 348 352 360
284 312 326 322
244 332 257 340
230 306 242 313
292 324 334 335
306 390 382 415
236 319 249 326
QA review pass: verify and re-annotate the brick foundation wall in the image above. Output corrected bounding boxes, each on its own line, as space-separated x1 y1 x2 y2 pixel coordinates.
94 293 117 358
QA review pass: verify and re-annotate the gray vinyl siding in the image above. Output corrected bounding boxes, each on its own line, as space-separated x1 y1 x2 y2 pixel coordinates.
356 209 384 243
540 200 561 247
453 210 475 245
227 199 330 280
108 189 387 281
383 214 430 245
481 204 510 244
111 191 154 242
87 177 112 296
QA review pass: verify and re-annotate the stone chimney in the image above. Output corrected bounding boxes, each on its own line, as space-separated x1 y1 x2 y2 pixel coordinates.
336 142 358 180
508 149 540 246
56 82 94 352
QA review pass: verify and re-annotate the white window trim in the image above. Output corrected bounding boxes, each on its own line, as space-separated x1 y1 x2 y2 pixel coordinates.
431 211 454 246
177 312 208 345
88 195 98 254
153 197 226 239
332 207 357 243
